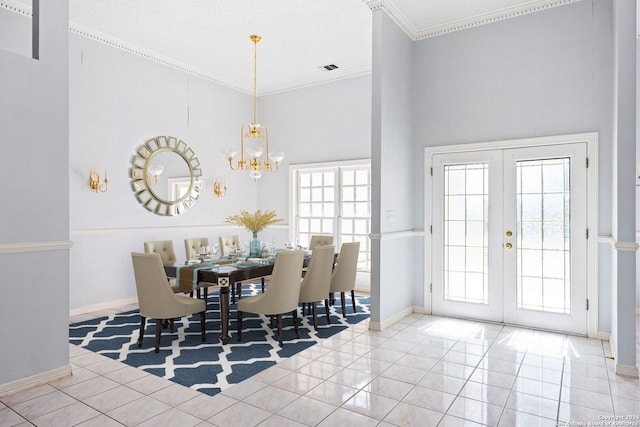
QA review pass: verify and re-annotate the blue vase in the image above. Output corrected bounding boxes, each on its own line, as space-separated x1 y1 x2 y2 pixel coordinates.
250 232 262 257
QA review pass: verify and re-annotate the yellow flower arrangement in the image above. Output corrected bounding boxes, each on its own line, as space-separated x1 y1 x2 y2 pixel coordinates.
225 210 283 234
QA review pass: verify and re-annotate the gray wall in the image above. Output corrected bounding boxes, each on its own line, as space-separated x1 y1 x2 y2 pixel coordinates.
371 11 416 325
411 0 615 329
0 1 70 384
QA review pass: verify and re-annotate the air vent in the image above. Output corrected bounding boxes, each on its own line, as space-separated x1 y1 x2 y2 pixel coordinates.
323 64 338 71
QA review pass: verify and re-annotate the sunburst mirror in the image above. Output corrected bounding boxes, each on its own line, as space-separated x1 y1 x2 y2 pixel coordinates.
130 136 202 216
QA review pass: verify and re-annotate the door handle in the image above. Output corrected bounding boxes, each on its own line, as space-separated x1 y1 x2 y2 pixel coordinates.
505 243 513 249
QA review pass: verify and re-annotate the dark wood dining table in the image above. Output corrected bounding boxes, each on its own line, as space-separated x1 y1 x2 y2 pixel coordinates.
164 257 291 344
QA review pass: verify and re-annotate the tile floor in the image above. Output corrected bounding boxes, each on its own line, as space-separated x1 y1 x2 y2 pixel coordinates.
1 302 639 426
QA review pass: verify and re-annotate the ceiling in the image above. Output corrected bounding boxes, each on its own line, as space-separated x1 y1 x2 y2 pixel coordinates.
5 0 583 95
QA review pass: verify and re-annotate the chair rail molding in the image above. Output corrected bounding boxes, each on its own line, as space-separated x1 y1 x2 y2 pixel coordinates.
599 235 640 252
369 230 423 240
0 240 73 254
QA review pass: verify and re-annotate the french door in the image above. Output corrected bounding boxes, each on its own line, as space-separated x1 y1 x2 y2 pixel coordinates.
431 143 587 334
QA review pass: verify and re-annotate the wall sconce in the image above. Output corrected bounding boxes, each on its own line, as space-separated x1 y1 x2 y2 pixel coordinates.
89 171 108 193
147 164 164 186
213 180 227 198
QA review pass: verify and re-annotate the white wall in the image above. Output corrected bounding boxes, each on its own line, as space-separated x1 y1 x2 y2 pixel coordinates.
411 0 616 331
258 75 372 230
69 33 375 310
0 1 70 385
68 34 264 309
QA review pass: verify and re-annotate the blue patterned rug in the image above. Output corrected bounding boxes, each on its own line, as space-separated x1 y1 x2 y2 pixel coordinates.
69 284 370 396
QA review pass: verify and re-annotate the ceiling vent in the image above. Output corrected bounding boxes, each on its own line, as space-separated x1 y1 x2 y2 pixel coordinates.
323 64 338 71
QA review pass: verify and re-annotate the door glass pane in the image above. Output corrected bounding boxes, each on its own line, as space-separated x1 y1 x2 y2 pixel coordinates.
516 158 571 314
443 163 489 304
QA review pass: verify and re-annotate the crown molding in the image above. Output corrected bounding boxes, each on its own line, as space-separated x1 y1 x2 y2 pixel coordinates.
0 0 31 16
362 0 418 40
2 2 369 95
364 0 582 41
260 66 372 96
69 23 250 94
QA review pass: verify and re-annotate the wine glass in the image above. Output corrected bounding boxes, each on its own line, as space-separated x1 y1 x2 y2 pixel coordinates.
198 245 207 262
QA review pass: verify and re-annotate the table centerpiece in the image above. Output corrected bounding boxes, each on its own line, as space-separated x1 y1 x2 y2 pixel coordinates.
225 210 283 257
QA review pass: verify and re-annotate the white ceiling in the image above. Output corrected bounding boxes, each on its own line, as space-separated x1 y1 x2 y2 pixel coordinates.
5 0 584 94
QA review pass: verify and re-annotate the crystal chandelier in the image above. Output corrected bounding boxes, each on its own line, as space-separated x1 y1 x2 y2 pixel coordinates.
224 35 284 181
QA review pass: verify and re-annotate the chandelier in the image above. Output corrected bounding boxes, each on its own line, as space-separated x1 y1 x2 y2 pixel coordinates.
224 35 284 181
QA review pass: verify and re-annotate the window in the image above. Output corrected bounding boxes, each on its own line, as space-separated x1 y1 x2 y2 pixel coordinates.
291 160 371 271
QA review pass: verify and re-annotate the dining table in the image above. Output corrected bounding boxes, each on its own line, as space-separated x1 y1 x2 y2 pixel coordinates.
164 254 305 344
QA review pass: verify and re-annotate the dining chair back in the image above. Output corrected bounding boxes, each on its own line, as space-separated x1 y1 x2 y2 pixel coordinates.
185 237 210 262
131 252 206 352
309 234 333 251
143 240 179 293
298 245 335 330
219 235 240 257
330 242 360 318
143 240 177 265
237 250 305 346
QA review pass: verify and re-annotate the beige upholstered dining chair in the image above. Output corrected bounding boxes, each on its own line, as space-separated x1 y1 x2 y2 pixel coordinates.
237 250 305 347
144 240 179 293
219 235 240 257
330 242 360 318
298 245 335 330
144 240 177 264
184 237 210 263
308 234 333 250
131 252 206 353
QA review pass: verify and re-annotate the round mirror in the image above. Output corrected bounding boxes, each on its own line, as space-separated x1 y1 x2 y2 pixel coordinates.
130 136 203 216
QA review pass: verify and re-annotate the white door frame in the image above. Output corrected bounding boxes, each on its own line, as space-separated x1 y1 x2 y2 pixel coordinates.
424 132 599 337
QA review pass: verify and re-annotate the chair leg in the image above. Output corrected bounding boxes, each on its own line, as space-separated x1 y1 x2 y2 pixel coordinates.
237 282 242 300
237 310 243 342
340 292 346 318
351 290 356 313
277 314 283 347
324 298 331 325
169 319 175 332
200 311 206 342
154 319 162 353
311 302 318 331
293 309 299 338
261 277 265 293
138 316 146 347
231 283 236 304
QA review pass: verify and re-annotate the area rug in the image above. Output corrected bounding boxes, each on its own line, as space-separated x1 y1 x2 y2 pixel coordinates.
69 284 370 396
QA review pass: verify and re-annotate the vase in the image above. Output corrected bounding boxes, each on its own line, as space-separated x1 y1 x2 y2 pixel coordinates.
250 232 262 258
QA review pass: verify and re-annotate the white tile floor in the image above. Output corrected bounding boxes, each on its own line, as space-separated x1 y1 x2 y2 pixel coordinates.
1 304 639 426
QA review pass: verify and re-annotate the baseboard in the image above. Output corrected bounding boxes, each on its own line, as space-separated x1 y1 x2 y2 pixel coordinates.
412 306 430 314
0 365 72 398
69 297 138 316
597 331 611 341
615 363 639 378
609 334 618 361
369 306 413 331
